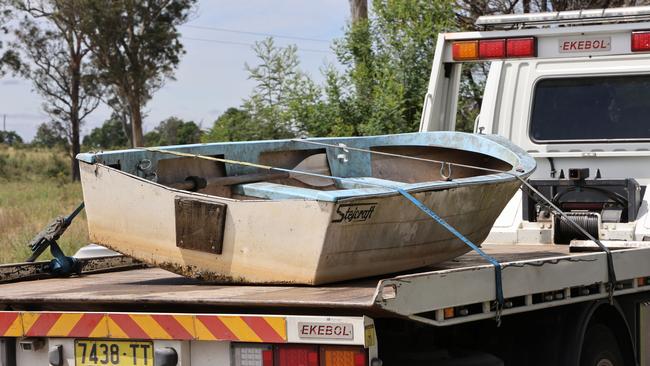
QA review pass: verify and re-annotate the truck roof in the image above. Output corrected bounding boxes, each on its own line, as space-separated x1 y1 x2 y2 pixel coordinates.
2 244 648 326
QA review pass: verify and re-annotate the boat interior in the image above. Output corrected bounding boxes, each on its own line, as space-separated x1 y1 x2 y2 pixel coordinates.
81 133 516 201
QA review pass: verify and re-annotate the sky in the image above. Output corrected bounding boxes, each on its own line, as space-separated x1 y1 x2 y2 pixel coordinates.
0 1 349 141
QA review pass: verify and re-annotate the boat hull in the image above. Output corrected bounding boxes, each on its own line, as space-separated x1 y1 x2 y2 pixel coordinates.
80 162 521 285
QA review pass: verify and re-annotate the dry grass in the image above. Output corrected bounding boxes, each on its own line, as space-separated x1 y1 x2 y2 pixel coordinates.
0 145 89 263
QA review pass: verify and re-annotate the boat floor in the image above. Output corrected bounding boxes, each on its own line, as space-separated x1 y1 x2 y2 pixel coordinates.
0 244 573 315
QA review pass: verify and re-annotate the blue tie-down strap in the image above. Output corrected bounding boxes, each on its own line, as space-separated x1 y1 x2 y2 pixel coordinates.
396 188 505 311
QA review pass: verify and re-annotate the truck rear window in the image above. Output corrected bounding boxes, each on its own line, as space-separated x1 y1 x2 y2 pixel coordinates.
530 75 650 142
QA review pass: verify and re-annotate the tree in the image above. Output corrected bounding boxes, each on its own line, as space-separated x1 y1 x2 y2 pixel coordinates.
241 38 307 140
202 39 349 142
145 116 201 146
104 89 133 146
0 1 20 75
219 7 457 141
79 0 196 147
143 130 160 146
11 0 102 181
33 121 67 148
204 37 328 142
202 108 257 142
83 116 129 149
329 0 456 135
0 130 23 145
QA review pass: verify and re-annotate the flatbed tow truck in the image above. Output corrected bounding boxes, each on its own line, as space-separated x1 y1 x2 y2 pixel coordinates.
2 6 650 366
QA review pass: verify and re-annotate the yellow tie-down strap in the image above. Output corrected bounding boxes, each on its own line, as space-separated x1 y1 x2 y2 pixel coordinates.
0 311 286 342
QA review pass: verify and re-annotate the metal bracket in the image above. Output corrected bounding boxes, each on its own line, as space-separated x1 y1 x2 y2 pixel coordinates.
0 255 144 284
25 203 85 277
47 241 80 276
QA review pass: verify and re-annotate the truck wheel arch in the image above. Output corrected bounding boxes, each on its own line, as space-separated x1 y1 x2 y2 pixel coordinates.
563 299 636 366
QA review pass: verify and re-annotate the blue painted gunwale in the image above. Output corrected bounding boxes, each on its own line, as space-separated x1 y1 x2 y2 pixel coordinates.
76 132 536 202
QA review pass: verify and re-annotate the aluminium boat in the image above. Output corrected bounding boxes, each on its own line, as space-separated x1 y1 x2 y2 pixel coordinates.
77 132 535 285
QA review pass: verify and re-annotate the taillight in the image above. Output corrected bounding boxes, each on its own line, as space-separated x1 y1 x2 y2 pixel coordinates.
506 37 536 58
264 350 274 366
478 39 506 59
452 40 479 60
277 345 319 366
232 344 274 366
632 31 650 52
321 346 367 366
452 37 536 61
232 344 368 366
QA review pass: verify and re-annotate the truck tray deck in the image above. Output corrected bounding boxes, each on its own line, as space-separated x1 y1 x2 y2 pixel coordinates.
1 244 649 326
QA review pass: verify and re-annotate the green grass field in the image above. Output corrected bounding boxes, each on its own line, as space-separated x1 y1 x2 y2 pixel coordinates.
0 145 89 263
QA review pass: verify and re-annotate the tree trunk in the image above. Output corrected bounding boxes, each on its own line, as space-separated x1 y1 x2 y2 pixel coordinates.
70 55 81 182
70 116 81 181
130 102 144 147
550 0 567 11
541 0 549 11
118 108 133 147
348 0 371 132
349 0 368 23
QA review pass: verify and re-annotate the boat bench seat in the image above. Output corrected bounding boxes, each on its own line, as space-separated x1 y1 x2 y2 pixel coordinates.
232 177 408 201
335 177 410 189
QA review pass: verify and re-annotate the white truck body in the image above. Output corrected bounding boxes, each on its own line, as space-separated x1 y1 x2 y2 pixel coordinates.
419 14 650 246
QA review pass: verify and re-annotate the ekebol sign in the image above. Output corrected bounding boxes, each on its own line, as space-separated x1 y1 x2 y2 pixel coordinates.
298 322 354 340
559 36 612 53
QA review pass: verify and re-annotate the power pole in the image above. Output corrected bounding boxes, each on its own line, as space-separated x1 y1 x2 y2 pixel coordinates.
2 114 5 131
347 0 371 136
349 0 368 23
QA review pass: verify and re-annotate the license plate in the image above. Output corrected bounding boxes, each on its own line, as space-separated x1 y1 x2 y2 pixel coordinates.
75 340 153 366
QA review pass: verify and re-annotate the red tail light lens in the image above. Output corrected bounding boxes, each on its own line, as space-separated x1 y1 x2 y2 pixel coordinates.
506 37 537 58
479 39 506 59
264 349 274 366
277 345 319 366
632 31 650 52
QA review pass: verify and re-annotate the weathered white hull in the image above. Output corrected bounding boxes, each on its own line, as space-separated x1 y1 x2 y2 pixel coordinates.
80 161 521 285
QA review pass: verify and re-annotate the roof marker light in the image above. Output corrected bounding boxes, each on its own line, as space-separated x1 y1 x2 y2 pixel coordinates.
632 31 650 52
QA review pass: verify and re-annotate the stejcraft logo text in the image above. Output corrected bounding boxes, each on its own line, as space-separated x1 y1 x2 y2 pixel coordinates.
332 203 377 223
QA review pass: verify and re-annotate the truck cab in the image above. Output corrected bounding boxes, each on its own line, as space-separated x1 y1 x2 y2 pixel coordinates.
419 6 650 247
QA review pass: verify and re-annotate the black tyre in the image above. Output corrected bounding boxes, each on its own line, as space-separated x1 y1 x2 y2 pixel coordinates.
580 323 625 366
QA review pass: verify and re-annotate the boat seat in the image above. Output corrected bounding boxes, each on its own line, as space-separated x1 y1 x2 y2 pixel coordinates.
232 177 407 201
335 176 410 189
